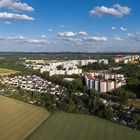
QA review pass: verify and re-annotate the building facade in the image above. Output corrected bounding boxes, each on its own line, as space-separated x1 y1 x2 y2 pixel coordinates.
84 72 126 93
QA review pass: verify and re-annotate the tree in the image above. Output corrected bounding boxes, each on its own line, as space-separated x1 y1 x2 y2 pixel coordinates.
82 86 89 93
132 113 140 124
89 89 99 96
128 78 140 86
92 97 100 111
104 106 113 120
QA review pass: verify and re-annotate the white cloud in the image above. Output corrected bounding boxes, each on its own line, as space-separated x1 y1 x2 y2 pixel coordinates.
127 33 140 41
63 38 83 45
0 12 34 20
113 36 124 41
0 35 26 41
63 38 82 42
41 35 46 38
127 33 134 37
120 26 126 31
111 26 116 30
26 39 49 44
0 35 50 47
58 32 77 37
62 36 108 46
89 4 131 17
58 31 108 46
85 36 108 41
48 29 53 32
78 31 88 36
0 36 5 40
60 25 65 28
0 0 34 11
14 36 26 40
7 35 26 40
5 21 11 24
58 31 88 37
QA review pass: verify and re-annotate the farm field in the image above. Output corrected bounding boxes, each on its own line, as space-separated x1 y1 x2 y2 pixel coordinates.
0 95 50 140
27 112 140 140
0 68 19 76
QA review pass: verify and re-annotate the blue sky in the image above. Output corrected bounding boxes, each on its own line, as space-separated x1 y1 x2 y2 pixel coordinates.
0 0 139 52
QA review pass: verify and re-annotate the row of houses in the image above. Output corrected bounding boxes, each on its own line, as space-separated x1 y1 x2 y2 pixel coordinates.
84 72 126 93
115 55 140 64
0 75 63 95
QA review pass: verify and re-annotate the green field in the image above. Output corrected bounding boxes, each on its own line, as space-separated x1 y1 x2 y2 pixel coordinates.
0 95 50 140
0 68 19 76
27 112 140 140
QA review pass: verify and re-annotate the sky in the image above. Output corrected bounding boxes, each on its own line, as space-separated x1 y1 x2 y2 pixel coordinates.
0 0 139 52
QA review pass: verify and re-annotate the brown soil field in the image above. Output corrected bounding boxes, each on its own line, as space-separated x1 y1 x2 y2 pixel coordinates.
0 95 50 140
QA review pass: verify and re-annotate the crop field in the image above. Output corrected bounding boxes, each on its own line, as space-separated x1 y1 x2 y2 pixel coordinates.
27 112 140 140
0 95 50 140
0 68 19 76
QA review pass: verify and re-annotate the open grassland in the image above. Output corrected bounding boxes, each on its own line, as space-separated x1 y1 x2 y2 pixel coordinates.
0 95 50 140
27 112 140 140
0 68 19 76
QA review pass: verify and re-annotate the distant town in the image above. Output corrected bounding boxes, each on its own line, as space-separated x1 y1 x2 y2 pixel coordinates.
0 53 140 134
0 0 140 139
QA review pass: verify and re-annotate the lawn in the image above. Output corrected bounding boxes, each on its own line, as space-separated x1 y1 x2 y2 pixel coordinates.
0 95 50 140
0 68 19 76
27 112 140 140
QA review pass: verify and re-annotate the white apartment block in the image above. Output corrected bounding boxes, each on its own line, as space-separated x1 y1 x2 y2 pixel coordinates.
98 59 109 65
25 59 46 64
115 55 140 64
49 68 82 76
40 59 98 76
84 72 126 93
